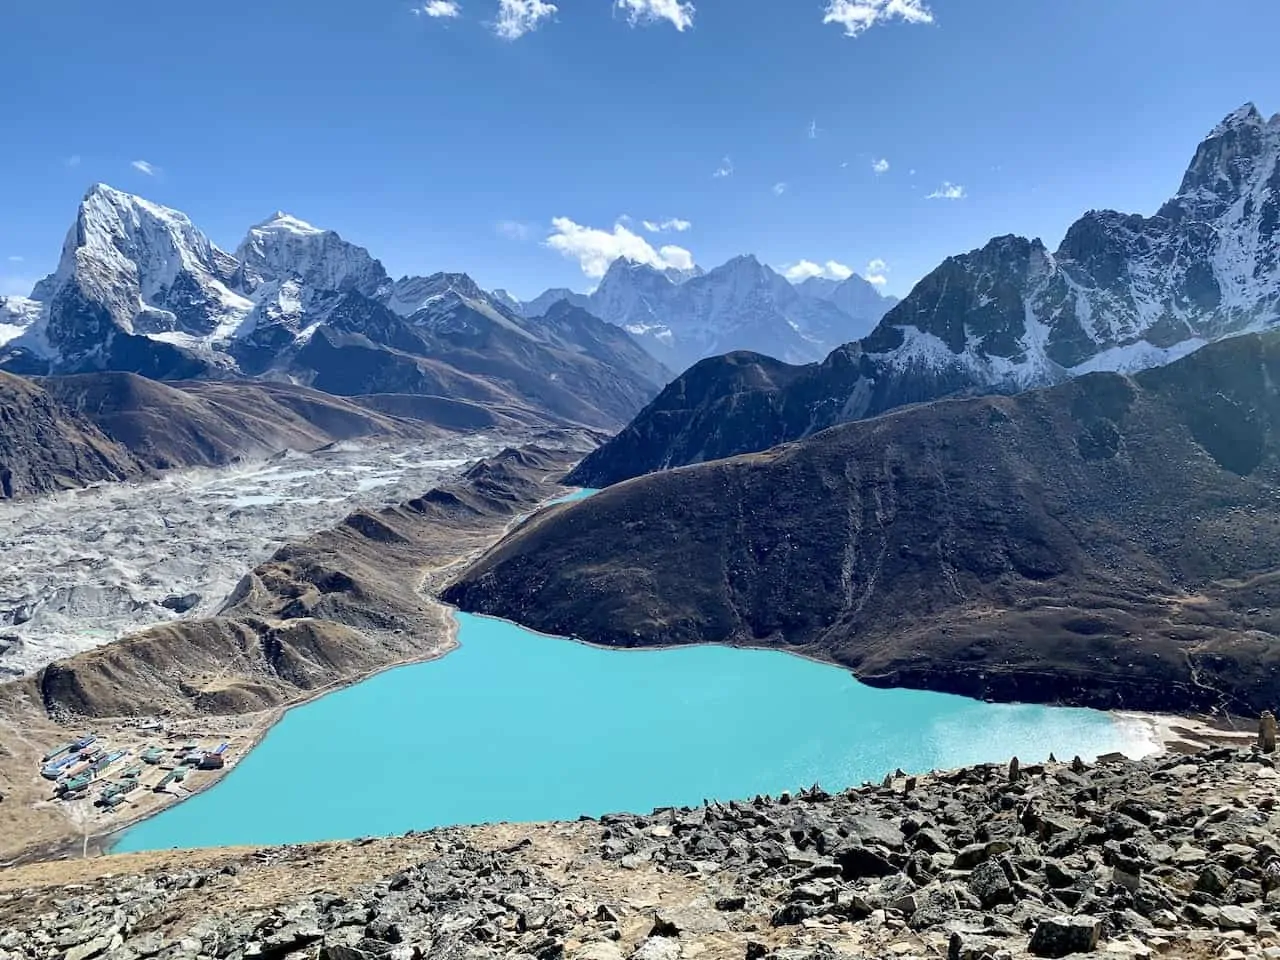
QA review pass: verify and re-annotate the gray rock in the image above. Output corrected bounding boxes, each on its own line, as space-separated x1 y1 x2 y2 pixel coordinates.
948 932 1005 960
1218 905 1258 932
833 844 897 879
630 939 681 960
1195 864 1232 895
968 861 1013 908
844 815 905 850
953 842 1011 871
908 886 959 930
66 936 113 960
1027 916 1102 957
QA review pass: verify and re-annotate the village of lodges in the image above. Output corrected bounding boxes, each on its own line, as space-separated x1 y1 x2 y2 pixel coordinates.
40 727 232 811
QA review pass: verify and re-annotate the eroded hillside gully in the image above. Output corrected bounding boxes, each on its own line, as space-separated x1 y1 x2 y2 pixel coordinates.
0 433 1206 872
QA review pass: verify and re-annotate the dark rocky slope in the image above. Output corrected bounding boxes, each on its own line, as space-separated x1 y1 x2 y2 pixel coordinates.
451 332 1280 715
0 371 148 497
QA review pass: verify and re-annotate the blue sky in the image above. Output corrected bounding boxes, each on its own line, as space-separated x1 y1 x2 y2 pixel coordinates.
2 0 1278 301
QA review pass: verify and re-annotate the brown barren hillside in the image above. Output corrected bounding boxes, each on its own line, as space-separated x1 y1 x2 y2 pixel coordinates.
446 332 1280 715
0 371 148 497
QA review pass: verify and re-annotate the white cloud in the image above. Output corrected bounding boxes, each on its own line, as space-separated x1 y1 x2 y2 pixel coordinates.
872 157 890 174
65 155 81 169
713 156 734 178
927 181 966 200
823 0 934 37
808 119 819 140
414 0 461 16
494 0 557 39
641 218 692 234
865 258 889 285
614 0 694 31
772 182 788 196
7 256 23 263
784 259 853 282
546 217 695 279
131 160 157 176
496 220 531 241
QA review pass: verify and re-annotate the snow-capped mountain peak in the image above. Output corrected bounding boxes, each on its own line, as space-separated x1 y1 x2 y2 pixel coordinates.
21 183 253 365
235 212 388 300
386 272 500 319
856 104 1280 398
253 211 326 237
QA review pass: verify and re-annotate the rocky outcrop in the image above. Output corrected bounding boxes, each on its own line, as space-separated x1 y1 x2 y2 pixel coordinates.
0 371 148 497
3 749 1280 960
454 332 1280 715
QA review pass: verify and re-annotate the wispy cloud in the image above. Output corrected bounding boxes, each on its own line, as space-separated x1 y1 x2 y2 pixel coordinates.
927 181 966 200
785 260 853 282
65 155 82 169
131 160 158 176
641 218 692 234
414 0 462 17
7 256 24 263
546 217 695 279
772 182 788 196
823 0 934 37
494 0 557 39
808 119 819 140
713 156 734 178
865 258 889 286
614 0 694 31
872 157 890 174
496 220 532 241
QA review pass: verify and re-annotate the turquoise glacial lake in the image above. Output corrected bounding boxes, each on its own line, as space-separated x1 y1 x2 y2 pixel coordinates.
115 613 1157 852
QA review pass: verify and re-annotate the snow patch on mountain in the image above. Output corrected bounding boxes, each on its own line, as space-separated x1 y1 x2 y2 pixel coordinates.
0 297 41 348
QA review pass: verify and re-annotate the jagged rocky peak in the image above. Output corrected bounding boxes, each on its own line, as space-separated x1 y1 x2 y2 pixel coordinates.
235 211 388 299
385 271 499 318
1166 102 1280 220
58 183 241 296
29 183 253 358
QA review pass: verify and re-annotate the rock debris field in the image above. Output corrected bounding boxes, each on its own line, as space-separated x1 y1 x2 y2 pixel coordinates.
3 747 1280 960
0 434 518 678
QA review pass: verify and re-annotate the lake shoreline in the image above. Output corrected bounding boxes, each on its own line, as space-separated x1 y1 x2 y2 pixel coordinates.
48 477 1250 861
109 606 1205 855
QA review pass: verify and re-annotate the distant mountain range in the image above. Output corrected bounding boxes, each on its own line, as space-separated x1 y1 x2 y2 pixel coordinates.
0 189 669 429
512 257 898 373
571 103 1280 487
0 186 901 434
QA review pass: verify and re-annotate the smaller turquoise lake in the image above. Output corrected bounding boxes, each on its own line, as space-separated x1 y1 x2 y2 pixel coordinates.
115 613 1155 852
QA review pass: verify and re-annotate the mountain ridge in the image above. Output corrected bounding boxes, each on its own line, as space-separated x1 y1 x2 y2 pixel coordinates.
450 330 1280 716
0 187 669 430
571 102 1280 487
516 254 898 371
